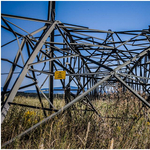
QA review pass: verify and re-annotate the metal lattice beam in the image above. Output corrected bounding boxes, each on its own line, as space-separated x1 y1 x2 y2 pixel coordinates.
1 1 150 147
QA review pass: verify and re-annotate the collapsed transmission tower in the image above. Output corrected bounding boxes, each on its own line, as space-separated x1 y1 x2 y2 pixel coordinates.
1 1 150 147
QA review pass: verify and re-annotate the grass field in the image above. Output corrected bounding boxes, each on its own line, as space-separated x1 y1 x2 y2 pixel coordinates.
1 90 150 149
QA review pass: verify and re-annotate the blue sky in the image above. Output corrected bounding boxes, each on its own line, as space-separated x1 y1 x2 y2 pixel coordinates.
1 1 150 30
56 1 150 31
1 1 150 90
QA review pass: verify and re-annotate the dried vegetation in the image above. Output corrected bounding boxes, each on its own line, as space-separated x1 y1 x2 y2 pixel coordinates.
1 89 150 149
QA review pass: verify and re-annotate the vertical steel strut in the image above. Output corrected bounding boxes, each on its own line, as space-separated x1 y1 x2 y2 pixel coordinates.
48 1 55 108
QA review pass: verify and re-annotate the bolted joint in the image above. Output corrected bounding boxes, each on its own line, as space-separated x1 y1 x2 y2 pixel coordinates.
110 71 115 76
112 48 117 53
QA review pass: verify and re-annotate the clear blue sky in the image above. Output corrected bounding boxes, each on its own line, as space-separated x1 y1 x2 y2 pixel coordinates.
1 1 150 30
1 1 150 90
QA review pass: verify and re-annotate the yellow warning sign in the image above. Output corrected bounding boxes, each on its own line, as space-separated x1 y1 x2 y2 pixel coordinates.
54 71 66 79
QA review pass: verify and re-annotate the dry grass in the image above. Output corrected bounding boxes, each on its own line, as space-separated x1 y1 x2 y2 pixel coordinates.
1 90 150 149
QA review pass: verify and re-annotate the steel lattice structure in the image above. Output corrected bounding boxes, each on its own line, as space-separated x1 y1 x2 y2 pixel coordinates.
1 1 150 147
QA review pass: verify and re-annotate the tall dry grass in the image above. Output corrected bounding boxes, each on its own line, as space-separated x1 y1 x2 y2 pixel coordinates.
1 90 150 149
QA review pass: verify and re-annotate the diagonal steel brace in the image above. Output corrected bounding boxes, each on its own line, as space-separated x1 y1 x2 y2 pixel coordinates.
1 21 59 123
